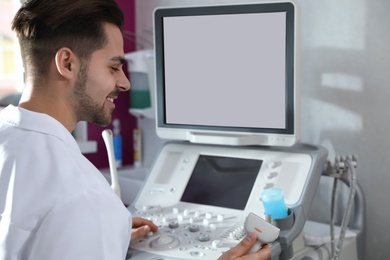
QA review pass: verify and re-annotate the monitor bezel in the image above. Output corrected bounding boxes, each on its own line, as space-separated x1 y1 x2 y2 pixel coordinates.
153 1 299 146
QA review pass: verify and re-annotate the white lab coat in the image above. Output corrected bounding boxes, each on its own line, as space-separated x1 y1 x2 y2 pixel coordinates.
0 105 132 259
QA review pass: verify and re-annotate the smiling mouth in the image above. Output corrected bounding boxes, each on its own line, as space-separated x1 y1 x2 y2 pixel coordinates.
106 97 114 103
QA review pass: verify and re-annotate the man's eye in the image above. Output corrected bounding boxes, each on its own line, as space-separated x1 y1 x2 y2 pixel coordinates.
111 67 120 72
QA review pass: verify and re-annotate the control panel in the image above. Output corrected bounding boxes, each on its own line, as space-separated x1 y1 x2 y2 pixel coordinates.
129 204 248 259
126 142 324 259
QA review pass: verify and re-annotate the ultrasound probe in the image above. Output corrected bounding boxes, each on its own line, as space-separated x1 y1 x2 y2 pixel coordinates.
102 129 121 198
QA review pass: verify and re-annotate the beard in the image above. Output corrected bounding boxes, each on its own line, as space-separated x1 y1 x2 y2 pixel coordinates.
73 65 113 126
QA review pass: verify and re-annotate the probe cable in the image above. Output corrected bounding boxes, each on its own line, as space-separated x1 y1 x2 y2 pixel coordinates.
330 158 357 260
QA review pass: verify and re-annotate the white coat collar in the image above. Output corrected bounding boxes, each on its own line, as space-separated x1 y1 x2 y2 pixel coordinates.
0 105 80 152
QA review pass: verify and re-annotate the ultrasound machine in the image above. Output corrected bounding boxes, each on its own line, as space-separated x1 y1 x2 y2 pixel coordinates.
123 2 364 259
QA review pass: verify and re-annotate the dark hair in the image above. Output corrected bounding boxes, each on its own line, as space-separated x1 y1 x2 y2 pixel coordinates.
12 0 124 80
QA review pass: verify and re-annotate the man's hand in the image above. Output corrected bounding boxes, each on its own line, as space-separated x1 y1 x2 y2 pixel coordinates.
218 232 272 260
130 217 158 242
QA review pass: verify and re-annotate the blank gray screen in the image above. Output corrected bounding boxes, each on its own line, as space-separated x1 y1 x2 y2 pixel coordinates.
163 12 286 129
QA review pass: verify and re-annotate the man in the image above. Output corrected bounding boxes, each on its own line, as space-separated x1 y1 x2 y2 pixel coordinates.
0 0 272 259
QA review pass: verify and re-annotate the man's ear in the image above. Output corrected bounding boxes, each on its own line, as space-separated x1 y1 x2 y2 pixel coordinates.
55 47 79 79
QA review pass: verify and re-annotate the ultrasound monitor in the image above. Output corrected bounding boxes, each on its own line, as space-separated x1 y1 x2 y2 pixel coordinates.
154 1 299 146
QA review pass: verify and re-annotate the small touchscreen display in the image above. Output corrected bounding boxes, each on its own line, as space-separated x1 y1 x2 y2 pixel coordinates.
180 155 262 210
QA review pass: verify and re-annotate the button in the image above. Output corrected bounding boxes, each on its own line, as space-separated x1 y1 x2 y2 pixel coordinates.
177 215 184 222
190 251 205 257
198 233 210 242
169 220 179 229
266 171 278 179
263 183 274 189
212 240 221 249
267 162 276 169
189 224 200 232
267 161 282 169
